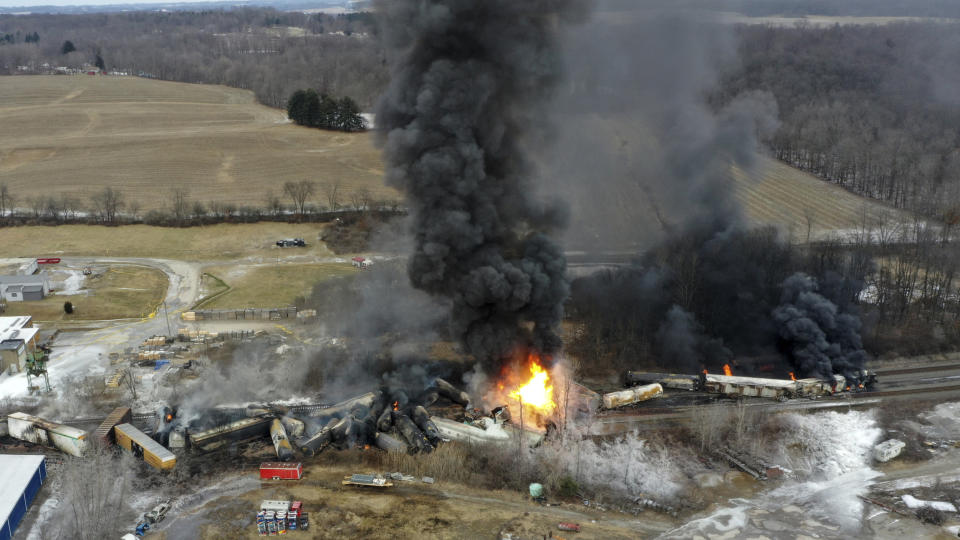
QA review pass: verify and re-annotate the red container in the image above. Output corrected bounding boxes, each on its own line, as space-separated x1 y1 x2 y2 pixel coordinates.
260 462 303 480
558 522 581 533
36 258 61 264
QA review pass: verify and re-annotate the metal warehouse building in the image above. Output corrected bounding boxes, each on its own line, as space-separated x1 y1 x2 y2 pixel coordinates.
0 455 47 540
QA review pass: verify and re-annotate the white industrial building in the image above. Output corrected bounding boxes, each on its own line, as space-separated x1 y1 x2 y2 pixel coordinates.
0 317 39 375
0 454 47 540
0 273 50 302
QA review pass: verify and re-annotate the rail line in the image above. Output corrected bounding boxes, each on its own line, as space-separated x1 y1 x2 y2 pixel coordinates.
854 384 960 399
873 364 960 376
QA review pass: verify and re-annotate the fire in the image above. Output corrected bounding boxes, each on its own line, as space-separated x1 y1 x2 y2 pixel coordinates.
702 369 708 375
508 359 556 414
392 401 399 411
788 372 796 381
723 364 732 376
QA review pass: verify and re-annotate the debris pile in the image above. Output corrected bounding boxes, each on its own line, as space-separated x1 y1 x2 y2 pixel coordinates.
294 377 518 456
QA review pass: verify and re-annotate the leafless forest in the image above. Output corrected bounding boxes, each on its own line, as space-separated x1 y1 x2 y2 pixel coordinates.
0 9 386 108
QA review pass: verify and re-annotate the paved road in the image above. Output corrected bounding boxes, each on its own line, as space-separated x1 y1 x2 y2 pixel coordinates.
0 256 202 398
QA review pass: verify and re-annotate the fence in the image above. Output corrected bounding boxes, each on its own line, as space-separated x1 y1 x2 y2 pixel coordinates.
181 307 297 322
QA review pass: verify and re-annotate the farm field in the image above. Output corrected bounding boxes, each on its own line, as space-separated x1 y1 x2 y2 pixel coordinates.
0 76 397 211
200 263 355 309
730 154 914 241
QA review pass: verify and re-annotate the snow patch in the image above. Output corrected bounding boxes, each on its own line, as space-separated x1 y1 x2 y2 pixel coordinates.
901 494 957 512
773 410 882 478
24 496 60 540
52 270 85 295
536 433 695 501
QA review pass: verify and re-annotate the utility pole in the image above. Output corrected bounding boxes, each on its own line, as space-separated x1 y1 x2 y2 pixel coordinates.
162 300 172 337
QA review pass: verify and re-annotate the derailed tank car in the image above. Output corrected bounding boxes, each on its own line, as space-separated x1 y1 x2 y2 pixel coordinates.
189 416 272 453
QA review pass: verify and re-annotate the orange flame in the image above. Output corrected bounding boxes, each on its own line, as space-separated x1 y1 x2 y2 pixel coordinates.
702 369 708 375
723 364 732 376
788 372 796 381
846 386 851 391
509 359 556 414
392 401 399 411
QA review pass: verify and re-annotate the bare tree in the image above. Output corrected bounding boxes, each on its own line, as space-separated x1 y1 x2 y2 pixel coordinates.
324 180 341 212
191 200 206 220
283 180 315 216
26 196 43 219
127 200 140 222
55 444 135 540
90 186 124 225
803 206 815 244
265 190 283 217
59 193 82 221
351 187 372 212
119 368 138 401
0 182 11 217
171 189 190 224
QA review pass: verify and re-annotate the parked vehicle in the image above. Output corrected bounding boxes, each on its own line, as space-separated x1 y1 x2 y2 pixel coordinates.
276 238 306 247
144 501 171 524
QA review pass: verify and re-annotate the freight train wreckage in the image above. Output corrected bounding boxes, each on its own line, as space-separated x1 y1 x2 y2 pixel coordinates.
0 367 877 468
624 369 878 401
1 377 566 470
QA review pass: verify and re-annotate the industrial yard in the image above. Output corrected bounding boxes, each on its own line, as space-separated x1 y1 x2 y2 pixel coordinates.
5 285 960 538
6 1 960 539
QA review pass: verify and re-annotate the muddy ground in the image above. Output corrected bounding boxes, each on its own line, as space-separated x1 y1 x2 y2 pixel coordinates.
145 461 675 539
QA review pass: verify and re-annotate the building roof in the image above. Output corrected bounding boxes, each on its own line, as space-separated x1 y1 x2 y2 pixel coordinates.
0 454 45 536
0 274 46 286
20 285 42 293
0 327 37 347
0 317 32 331
0 340 22 351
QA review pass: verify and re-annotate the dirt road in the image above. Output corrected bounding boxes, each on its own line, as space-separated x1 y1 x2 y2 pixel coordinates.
150 463 675 540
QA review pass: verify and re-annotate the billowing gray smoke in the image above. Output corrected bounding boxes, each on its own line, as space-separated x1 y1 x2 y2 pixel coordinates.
375 0 585 365
562 6 871 382
773 273 868 380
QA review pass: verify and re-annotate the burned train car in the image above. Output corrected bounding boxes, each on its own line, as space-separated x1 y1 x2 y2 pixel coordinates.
7 412 88 457
114 423 177 470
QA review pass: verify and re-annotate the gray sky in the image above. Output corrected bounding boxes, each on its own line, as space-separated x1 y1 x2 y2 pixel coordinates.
0 0 241 6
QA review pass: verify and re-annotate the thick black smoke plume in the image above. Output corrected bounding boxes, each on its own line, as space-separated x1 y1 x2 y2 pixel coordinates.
375 0 585 366
562 8 871 382
773 273 868 381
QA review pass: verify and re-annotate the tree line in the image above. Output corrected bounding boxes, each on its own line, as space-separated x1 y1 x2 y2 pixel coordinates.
715 22 960 222
0 181 403 227
0 8 388 109
286 89 365 132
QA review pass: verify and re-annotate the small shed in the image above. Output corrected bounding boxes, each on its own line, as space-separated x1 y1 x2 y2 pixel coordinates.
0 454 47 540
351 257 371 269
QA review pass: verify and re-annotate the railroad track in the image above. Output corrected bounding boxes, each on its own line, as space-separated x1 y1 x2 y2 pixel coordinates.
854 384 960 399
873 363 960 376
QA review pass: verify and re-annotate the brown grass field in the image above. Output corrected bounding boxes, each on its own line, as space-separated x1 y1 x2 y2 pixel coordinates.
2 264 167 321
0 222 344 259
200 263 355 309
0 75 912 252
0 76 397 211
